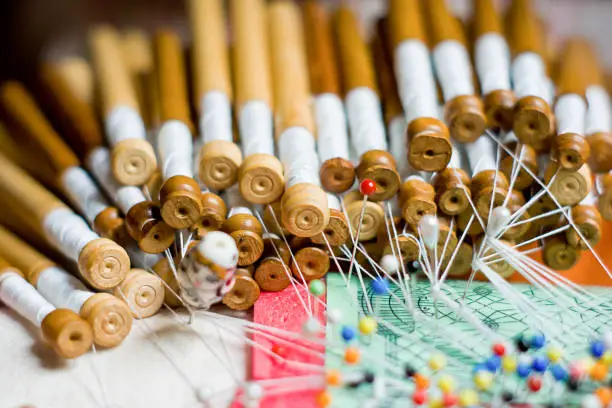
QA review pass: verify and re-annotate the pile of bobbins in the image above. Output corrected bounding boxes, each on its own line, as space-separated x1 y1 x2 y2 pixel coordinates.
1 0 612 361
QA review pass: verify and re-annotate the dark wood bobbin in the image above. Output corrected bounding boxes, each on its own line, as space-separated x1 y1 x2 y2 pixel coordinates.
476 237 516 278
356 150 401 202
399 178 437 226
565 205 603 250
457 207 485 237
311 209 349 247
542 234 581 271
588 132 612 173
344 190 385 242
444 94 487 143
320 157 356 194
552 133 591 172
598 174 612 221
262 201 288 237
41 309 94 359
191 192 228 239
407 117 452 173
222 213 264 266
254 233 291 292
152 257 182 308
125 201 175 254
355 239 384 271
502 189 531 241
543 162 592 206
484 89 516 132
529 191 561 227
471 170 510 221
291 246 330 282
381 224 420 264
435 218 459 263
159 175 204 229
432 168 471 216
223 272 261 311
442 241 473 277
513 95 554 146
499 141 538 190
93 207 129 244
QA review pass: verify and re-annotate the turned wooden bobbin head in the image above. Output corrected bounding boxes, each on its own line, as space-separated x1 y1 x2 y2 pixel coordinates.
255 258 291 292
263 233 291 264
126 201 176 254
320 157 356 194
41 309 94 359
291 246 330 282
223 213 264 266
598 174 612 221
152 257 182 308
553 133 591 171
542 235 580 271
344 190 385 241
191 192 228 239
544 162 592 206
93 207 128 244
262 201 288 236
239 153 285 204
443 242 473 277
198 140 243 191
111 138 157 186
78 238 130 290
513 96 554 146
399 178 437 226
80 292 133 348
145 169 164 202
565 205 603 250
484 89 516 131
529 192 559 227
477 238 515 278
222 274 260 311
381 234 420 264
444 95 487 143
311 208 349 247
355 240 383 269
281 183 330 238
500 142 538 190
432 168 471 216
159 175 204 229
356 150 401 201
503 190 531 241
407 117 452 172
588 132 612 173
457 207 484 237
113 268 165 319
471 170 510 221
435 219 459 262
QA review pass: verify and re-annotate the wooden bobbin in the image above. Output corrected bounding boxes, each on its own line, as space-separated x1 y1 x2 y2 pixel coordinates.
529 191 561 227
152 257 182 308
399 178 437 226
223 269 260 311
222 214 264 267
79 239 130 290
457 207 484 237
262 201 288 237
159 176 203 230
355 240 384 270
542 234 580 271
254 234 291 292
239 154 285 205
344 190 385 242
198 140 243 191
281 183 329 239
291 247 330 282
553 134 591 172
80 292 133 348
544 162 592 206
113 268 165 319
319 159 357 194
499 141 538 190
125 201 175 254
442 241 473 277
379 218 420 264
41 309 95 359
598 174 612 221
311 209 350 247
54 56 94 106
191 192 228 239
93 207 128 244
502 190 532 241
475 237 516 278
355 151 401 202
407 118 452 173
471 170 510 221
565 205 603 250
432 168 471 216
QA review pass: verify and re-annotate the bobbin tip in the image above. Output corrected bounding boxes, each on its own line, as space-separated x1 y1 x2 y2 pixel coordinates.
281 183 330 238
345 191 385 241
544 162 592 206
81 293 133 347
78 238 130 290
238 153 285 204
311 209 349 247
438 187 471 216
407 117 452 172
587 132 612 173
319 157 356 194
543 236 580 271
444 95 486 143
382 235 420 264
513 96 554 146
291 247 330 282
553 133 591 171
229 230 264 267
357 151 401 201
254 259 291 292
113 269 165 319
484 90 516 131
160 176 204 229
41 309 94 359
93 207 129 244
222 275 260 311
111 138 157 186
401 197 437 227
565 205 603 250
198 140 243 191
139 220 176 254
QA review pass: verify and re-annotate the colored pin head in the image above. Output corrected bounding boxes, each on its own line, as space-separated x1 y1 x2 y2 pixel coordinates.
309 279 326 297
359 178 376 197
371 277 390 295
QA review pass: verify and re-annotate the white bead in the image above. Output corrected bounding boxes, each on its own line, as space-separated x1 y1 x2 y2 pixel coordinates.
603 331 612 349
197 231 239 269
486 206 511 237
581 395 602 408
303 316 322 336
418 215 439 250
245 383 263 400
196 388 212 403
380 254 399 274
327 309 342 325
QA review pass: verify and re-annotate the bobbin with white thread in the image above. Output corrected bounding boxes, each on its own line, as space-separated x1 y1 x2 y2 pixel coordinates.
232 0 285 204
113 268 165 319
290 245 330 283
335 7 400 201
155 30 203 229
564 190 603 250
222 186 264 267
189 0 242 191
254 233 291 292
544 161 592 207
344 190 385 242
0 260 94 358
388 0 451 173
269 1 329 238
222 268 260 311
431 143 471 216
89 25 157 186
311 194 349 247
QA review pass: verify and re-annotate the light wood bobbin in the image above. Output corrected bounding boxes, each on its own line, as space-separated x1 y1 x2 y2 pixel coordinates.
239 154 285 205
254 234 291 292
471 170 510 221
565 205 602 250
407 118 452 173
356 150 401 202
199 140 243 191
477 238 516 278
503 190 531 241
281 183 329 238
80 292 133 348
223 269 261 311
222 214 264 267
152 257 182 308
78 238 130 290
291 247 330 282
113 268 165 319
41 309 95 359
399 178 437 226
159 176 203 229
344 190 385 242
379 218 420 264
500 141 538 190
542 234 580 271
544 162 592 206
432 168 471 216
311 209 349 247
598 173 612 221
126 201 175 254
443 241 473 277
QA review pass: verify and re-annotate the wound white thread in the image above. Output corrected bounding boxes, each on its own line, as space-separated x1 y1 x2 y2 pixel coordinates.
36 266 93 313
586 85 611 134
314 93 350 163
61 166 109 223
105 105 147 145
115 187 146 215
345 87 388 156
545 77 556 105
327 194 341 211
465 136 497 174
158 120 194 179
43 208 99 261
0 272 55 325
239 100 274 157
125 244 162 270
278 127 320 187
555 94 586 136
200 91 233 144
394 40 439 123
475 33 512 95
433 40 475 101
226 185 253 217
512 52 548 100
388 115 408 178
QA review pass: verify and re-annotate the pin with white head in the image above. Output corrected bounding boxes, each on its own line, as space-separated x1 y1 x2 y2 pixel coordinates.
419 215 440 251
244 383 264 408
487 206 512 238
